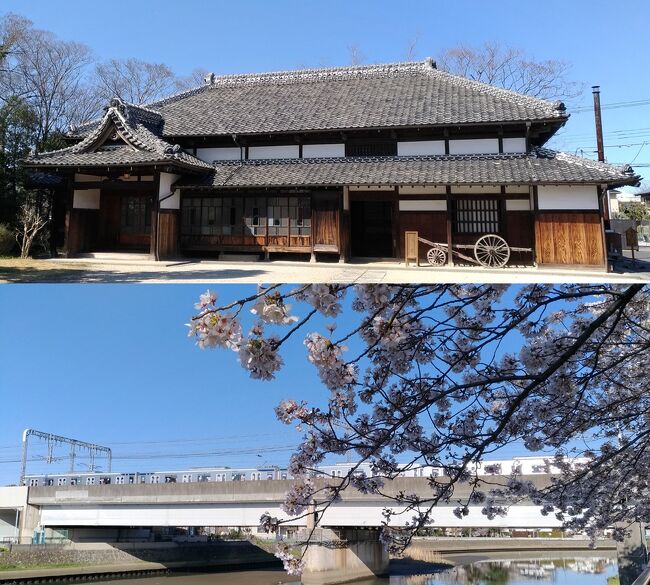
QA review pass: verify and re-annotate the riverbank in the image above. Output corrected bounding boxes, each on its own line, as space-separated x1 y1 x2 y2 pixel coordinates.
0 541 280 583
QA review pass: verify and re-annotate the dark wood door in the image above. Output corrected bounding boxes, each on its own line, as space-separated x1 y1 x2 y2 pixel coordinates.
119 195 151 249
350 200 394 257
98 192 121 250
98 192 151 251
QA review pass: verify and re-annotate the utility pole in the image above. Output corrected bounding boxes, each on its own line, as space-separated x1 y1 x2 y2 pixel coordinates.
592 86 610 225
592 86 605 162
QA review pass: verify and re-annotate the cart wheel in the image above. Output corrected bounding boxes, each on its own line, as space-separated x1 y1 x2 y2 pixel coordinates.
426 246 447 266
474 234 510 268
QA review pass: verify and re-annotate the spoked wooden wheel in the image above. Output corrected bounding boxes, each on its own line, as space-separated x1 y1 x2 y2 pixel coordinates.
426 246 447 266
474 234 510 268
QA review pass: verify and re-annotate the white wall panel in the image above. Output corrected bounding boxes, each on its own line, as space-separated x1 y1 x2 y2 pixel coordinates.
399 200 446 212
196 147 241 162
303 144 345 158
397 141 445 156
538 186 599 210
506 199 531 211
502 137 527 153
73 189 100 210
449 138 499 155
249 145 299 160
159 173 181 210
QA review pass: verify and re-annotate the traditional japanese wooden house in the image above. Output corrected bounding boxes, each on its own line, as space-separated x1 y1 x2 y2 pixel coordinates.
25 59 639 268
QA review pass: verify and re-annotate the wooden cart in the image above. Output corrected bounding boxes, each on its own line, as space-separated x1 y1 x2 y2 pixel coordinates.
418 234 532 268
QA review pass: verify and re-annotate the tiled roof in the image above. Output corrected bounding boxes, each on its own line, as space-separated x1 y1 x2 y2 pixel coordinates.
177 149 639 189
71 60 568 139
26 98 211 171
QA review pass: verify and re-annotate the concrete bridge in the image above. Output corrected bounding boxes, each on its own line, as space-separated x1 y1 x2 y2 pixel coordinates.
22 475 560 534
0 475 601 585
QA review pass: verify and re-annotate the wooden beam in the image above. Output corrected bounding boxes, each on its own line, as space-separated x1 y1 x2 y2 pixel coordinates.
445 186 453 266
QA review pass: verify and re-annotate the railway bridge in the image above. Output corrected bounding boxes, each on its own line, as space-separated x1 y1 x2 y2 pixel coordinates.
0 474 609 585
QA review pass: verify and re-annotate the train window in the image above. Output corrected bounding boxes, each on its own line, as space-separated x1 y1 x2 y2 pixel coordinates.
182 474 190 483
57 478 67 486
140 476 147 483
165 476 176 483
47 478 54 486
267 473 273 480
29 478 39 486
99 477 111 485
129 475 135 484
281 473 287 480
115 476 125 484
86 477 96 485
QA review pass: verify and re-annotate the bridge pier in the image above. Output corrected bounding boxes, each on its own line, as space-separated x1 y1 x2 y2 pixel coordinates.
301 528 389 585
617 522 648 585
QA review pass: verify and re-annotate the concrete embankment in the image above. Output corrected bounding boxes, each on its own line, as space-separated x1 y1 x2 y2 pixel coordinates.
0 541 280 583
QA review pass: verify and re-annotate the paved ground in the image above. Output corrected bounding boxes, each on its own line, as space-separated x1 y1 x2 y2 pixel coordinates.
0 256 648 284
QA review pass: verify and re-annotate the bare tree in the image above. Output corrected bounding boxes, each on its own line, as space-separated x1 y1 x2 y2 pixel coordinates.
174 67 211 92
94 58 179 105
437 42 583 101
0 14 93 150
15 190 50 258
347 44 365 66
404 35 420 61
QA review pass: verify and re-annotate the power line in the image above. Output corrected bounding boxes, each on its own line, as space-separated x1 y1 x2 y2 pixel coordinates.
571 98 650 113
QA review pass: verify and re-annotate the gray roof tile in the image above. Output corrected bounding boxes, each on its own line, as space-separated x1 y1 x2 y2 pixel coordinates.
72 60 568 139
177 149 639 189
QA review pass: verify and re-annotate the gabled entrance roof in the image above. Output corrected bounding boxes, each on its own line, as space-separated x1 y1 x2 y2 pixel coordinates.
26 98 211 172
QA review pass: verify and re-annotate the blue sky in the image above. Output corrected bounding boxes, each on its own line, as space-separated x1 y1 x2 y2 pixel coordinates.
2 0 649 185
0 284 321 484
0 284 591 485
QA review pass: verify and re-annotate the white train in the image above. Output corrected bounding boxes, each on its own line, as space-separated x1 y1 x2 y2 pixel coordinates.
23 456 585 488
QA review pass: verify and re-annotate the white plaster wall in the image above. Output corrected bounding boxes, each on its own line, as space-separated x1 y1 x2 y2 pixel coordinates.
397 141 445 156
399 200 447 212
159 173 181 210
505 185 529 194
506 199 531 211
196 147 241 162
537 185 599 210
450 185 501 194
40 502 560 529
503 137 527 153
73 189 100 210
398 186 447 195
303 144 345 158
249 145 299 160
449 138 500 155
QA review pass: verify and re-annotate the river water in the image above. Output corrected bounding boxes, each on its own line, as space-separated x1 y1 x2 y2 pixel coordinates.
101 552 618 585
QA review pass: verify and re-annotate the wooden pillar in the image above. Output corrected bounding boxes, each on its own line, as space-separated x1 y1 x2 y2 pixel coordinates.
445 186 454 266
150 172 161 261
63 176 75 257
531 185 539 266
597 185 610 271
339 187 350 263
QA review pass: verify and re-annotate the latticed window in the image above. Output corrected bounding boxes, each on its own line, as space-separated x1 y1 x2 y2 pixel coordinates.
120 196 151 234
346 142 397 157
267 196 311 237
182 195 311 238
453 199 501 234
